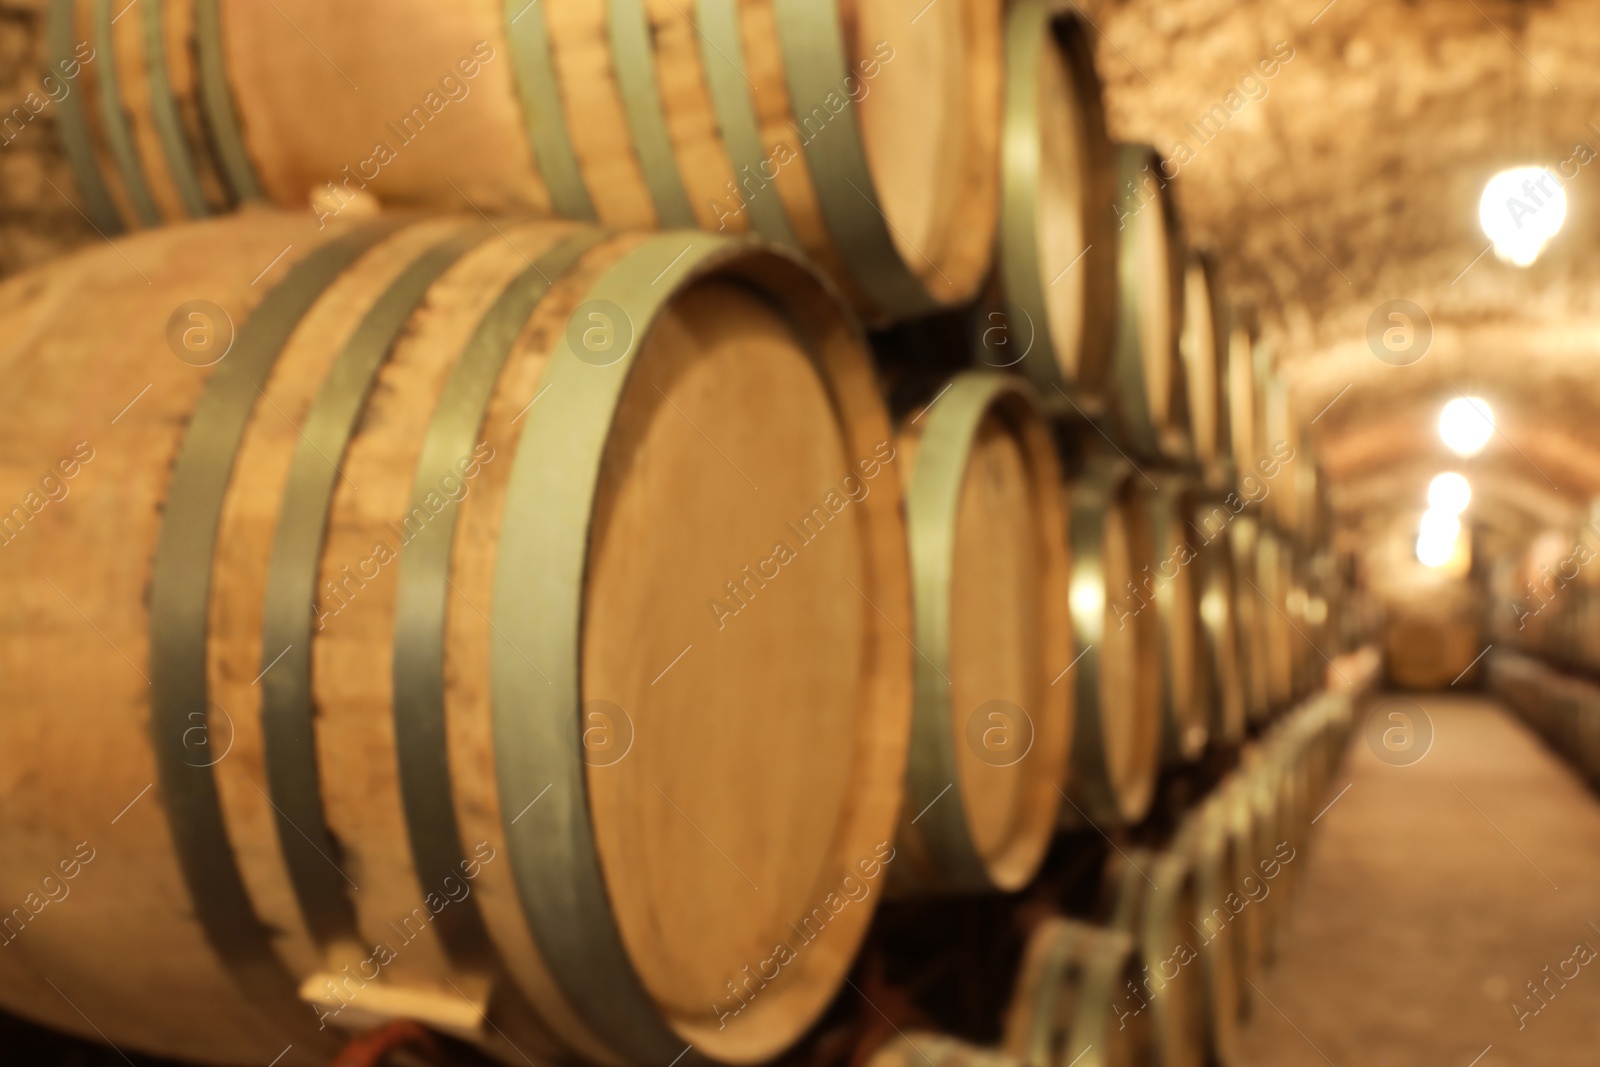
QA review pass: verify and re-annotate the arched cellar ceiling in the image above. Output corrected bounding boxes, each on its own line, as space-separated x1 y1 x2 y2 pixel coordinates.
1077 0 1600 539
1333 458 1573 540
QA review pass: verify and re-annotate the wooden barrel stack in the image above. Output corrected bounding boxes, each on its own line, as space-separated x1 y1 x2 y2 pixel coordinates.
0 1 1355 1064
52 0 1003 322
0 216 914 1066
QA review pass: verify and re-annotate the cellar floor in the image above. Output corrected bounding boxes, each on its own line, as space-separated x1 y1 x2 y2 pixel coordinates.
1236 693 1600 1067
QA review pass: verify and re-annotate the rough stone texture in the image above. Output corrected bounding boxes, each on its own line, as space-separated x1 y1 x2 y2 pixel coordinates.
0 0 96 277
1074 0 1600 576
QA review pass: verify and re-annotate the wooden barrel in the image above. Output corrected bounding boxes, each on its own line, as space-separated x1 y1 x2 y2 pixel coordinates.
1229 515 1272 726
996 0 1117 404
1260 374 1289 531
1286 546 1317 702
1141 476 1210 764
1212 778 1266 1002
1258 528 1295 713
892 373 1071 894
1236 749 1290 963
1100 847 1207 1067
52 0 1002 324
1062 461 1162 826
1180 250 1229 481
1003 918 1155 1067
1109 144 1188 462
1261 374 1311 537
1261 739 1308 921
1300 551 1333 692
0 212 913 1066
1184 797 1245 1065
1225 310 1260 480
1140 849 1211 1067
1194 501 1246 746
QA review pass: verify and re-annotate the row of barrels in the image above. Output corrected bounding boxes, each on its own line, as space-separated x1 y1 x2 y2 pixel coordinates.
0 209 1339 1067
1487 500 1600 676
17 2 1350 1066
869 683 1366 1067
52 0 1332 538
1488 649 1600 786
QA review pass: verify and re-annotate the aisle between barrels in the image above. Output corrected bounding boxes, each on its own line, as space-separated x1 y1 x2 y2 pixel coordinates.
1235 694 1600 1066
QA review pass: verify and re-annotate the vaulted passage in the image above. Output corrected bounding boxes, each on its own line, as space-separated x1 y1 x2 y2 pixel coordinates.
1238 695 1600 1067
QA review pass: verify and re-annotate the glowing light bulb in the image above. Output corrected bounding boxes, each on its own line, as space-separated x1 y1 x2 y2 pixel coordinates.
1439 397 1494 457
1416 508 1461 568
1427 472 1472 515
1479 167 1567 266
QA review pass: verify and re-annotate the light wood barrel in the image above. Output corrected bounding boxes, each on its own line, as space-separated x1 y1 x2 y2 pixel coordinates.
1194 500 1246 746
1225 311 1260 480
1140 476 1210 764
997 0 1117 403
1109 143 1188 463
1215 776 1268 987
1062 461 1162 826
1003 918 1156 1067
1100 847 1205 1067
1286 545 1317 702
893 373 1071 894
1236 749 1289 963
1229 515 1272 727
0 212 912 1066
52 0 1002 323
1140 849 1211 1067
1261 374 1298 533
1263 743 1308 921
1258 528 1295 713
1180 251 1229 481
1184 799 1245 1066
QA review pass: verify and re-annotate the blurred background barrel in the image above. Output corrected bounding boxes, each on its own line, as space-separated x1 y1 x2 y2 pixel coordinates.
1109 142 1187 464
1180 250 1229 486
1003 918 1153 1067
1062 460 1161 826
1226 310 1262 480
1141 476 1211 765
893 373 1071 895
995 2 1117 406
1196 501 1248 746
0 211 913 1066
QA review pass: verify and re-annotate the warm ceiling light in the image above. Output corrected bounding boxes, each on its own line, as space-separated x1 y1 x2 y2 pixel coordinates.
1479 166 1567 266
1428 472 1472 515
1439 396 1494 456
1416 508 1461 568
